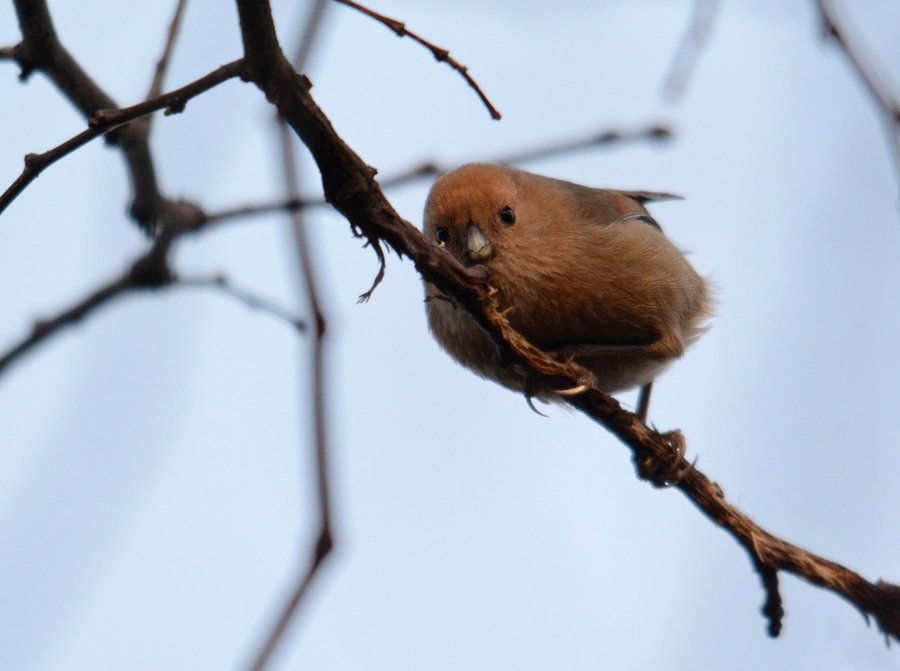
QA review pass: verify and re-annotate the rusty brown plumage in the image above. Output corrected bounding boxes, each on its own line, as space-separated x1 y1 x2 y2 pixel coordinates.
423 163 711 400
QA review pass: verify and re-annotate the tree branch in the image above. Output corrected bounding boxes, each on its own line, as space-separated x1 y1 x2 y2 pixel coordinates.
0 246 311 378
146 0 190 102
814 0 900 194
245 2 335 669
662 0 721 100
177 275 308 332
0 233 174 377
8 0 163 230
0 60 243 220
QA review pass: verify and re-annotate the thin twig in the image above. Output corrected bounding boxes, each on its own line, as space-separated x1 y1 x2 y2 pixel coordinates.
8 0 163 230
245 2 333 669
815 0 900 193
0 60 243 219
0 258 310 378
496 124 673 167
332 0 500 120
146 0 190 102
380 124 674 188
202 198 313 226
0 235 174 377
662 0 720 101
199 122 674 226
179 275 307 333
0 275 134 377
91 59 243 125
234 0 900 642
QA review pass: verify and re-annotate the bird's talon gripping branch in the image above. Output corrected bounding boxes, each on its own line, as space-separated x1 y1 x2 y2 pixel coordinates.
633 430 694 487
555 383 591 397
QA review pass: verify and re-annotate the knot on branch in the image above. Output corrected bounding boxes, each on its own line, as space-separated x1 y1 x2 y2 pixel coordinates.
163 96 188 115
160 198 207 234
4 42 38 80
632 429 695 487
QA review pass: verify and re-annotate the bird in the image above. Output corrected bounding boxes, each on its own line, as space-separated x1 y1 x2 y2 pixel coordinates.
422 163 711 420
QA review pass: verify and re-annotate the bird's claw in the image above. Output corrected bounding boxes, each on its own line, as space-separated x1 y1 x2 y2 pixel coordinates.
633 430 696 487
524 394 549 416
555 383 590 397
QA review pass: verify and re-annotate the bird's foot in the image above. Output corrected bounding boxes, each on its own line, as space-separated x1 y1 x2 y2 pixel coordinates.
633 430 696 487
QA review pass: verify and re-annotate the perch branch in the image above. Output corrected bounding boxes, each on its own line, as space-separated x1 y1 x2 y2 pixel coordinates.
234 0 900 653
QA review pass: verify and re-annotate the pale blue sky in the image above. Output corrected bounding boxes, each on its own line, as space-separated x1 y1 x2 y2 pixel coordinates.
1 1 899 670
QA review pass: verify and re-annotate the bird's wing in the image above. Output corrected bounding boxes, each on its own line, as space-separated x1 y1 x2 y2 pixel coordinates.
541 175 681 232
615 190 683 204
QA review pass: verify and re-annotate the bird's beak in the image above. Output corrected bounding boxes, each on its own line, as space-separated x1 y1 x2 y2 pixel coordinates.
466 222 494 263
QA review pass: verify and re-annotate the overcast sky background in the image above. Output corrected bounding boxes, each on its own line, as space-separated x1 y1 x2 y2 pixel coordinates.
2 1 900 670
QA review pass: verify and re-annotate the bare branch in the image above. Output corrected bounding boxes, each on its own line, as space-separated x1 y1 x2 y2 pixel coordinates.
815 0 900 193
0 256 311 379
0 275 130 377
234 0 900 644
8 0 162 229
332 0 501 120
495 124 673 167
178 275 307 332
202 197 314 226
199 122 673 227
380 123 674 188
0 235 174 377
245 2 334 669
248 552 328 671
662 0 720 100
90 59 244 126
0 60 243 220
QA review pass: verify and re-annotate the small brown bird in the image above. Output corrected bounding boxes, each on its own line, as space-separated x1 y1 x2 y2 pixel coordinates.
423 163 710 418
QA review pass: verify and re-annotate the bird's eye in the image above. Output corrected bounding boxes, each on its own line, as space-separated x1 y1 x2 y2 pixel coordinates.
435 227 450 246
499 206 516 225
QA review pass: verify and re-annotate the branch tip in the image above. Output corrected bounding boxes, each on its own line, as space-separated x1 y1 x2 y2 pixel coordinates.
754 558 784 637
358 238 387 302
333 0 500 119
